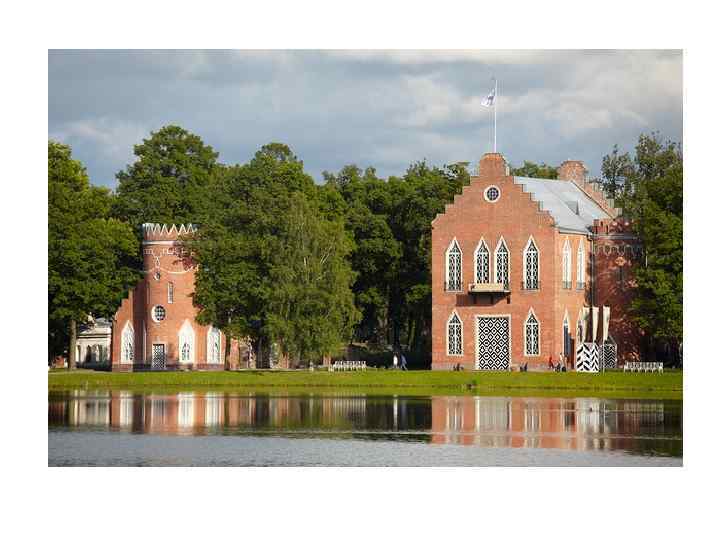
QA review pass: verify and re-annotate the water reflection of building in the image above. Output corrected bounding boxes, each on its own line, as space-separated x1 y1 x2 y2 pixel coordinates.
430 396 670 454
49 393 676 456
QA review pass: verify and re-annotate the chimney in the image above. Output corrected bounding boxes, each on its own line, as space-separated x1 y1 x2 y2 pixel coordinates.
478 153 509 180
557 160 587 182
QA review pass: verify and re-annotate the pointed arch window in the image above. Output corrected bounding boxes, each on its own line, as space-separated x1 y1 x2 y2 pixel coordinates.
207 326 222 364
178 320 195 364
447 313 463 356
577 242 585 289
523 238 539 290
121 322 134 364
562 239 572 289
525 310 540 356
446 240 462 291
474 240 490 284
563 314 571 358
495 238 509 289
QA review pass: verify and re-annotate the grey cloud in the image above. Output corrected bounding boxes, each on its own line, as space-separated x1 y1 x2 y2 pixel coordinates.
48 50 682 187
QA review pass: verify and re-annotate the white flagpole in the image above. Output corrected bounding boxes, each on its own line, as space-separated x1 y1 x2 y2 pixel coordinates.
494 78 498 153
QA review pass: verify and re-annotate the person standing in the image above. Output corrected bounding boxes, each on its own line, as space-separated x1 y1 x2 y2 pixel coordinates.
392 352 398 370
400 353 408 371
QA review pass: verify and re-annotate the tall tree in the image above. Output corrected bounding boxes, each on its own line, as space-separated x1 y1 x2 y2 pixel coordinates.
112 125 219 231
48 141 140 368
604 133 683 363
510 161 558 179
266 192 359 362
189 143 355 364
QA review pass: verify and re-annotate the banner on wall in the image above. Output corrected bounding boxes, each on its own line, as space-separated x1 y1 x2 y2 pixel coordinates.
602 306 611 343
592 306 599 342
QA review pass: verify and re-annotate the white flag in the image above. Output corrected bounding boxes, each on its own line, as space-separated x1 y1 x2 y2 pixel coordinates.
481 85 496 108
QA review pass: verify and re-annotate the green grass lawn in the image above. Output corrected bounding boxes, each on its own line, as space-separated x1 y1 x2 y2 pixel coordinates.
48 368 682 399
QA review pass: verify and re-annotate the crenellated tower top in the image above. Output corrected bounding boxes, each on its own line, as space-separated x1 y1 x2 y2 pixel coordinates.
141 223 197 243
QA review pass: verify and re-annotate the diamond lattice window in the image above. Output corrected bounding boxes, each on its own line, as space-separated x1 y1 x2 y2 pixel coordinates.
447 241 462 291
495 240 509 288
524 239 539 289
447 313 463 356
525 312 540 356
475 241 490 283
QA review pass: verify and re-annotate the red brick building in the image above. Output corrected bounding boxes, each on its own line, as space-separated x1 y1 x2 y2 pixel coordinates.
431 153 642 371
111 223 246 371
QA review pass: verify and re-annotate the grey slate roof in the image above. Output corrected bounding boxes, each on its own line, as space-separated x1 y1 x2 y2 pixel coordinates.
513 176 611 233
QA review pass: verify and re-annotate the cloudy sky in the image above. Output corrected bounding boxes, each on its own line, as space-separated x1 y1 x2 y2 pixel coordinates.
48 50 682 187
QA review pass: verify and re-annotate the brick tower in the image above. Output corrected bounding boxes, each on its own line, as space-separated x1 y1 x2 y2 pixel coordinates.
111 223 230 371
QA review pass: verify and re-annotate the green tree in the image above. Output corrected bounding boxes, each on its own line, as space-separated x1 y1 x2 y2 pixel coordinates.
266 193 360 363
112 125 219 232
189 143 356 364
48 141 140 368
605 133 683 363
600 144 633 200
510 161 558 179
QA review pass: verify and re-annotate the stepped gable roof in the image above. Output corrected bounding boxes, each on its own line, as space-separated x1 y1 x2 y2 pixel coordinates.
513 176 612 234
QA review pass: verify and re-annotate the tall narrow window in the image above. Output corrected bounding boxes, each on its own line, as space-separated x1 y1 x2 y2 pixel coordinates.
474 240 490 284
576 243 585 289
168 282 174 304
207 326 221 364
562 238 572 289
525 310 540 356
563 315 571 358
447 313 463 356
523 237 539 290
178 319 195 364
121 322 134 364
495 238 509 289
446 240 462 291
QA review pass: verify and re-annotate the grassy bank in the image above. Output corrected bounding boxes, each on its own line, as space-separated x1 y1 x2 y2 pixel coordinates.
48 369 682 399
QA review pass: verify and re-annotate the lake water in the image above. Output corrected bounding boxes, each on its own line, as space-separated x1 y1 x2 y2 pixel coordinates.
48 391 682 466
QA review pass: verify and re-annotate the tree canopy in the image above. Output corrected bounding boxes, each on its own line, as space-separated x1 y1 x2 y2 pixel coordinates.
510 160 558 179
189 143 359 365
608 134 683 357
48 141 140 367
112 125 220 231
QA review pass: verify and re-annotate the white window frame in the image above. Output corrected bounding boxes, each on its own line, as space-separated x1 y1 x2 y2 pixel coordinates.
121 321 134 364
577 241 585 288
445 238 463 292
522 236 540 290
562 237 572 288
447 311 463 356
494 237 510 288
473 238 491 284
524 308 540 357
207 326 222 364
168 282 174 304
178 319 195 364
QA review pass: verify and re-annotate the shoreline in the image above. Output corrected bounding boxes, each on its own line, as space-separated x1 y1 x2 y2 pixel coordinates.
48 369 683 400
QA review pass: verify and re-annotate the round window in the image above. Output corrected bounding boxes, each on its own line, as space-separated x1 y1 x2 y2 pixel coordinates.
484 185 500 202
152 305 166 322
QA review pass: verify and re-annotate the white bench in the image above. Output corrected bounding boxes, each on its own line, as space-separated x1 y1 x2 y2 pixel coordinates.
330 360 367 372
623 362 664 373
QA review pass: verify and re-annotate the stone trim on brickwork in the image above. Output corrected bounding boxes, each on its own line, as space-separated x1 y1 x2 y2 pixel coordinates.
121 321 134 364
